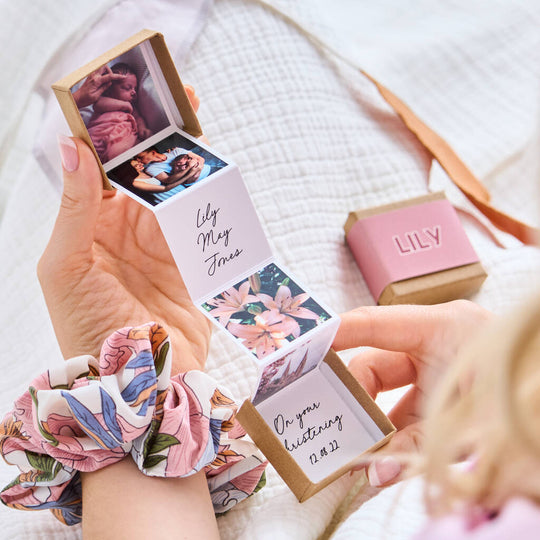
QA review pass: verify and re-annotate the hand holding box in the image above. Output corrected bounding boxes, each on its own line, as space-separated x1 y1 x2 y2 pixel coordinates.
53 30 395 501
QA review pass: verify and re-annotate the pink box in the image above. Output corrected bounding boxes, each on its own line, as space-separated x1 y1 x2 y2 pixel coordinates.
344 193 487 305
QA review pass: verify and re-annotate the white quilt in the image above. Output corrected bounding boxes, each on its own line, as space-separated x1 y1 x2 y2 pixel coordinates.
1 1 539 539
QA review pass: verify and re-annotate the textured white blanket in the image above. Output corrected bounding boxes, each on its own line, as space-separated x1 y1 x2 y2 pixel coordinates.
1 1 539 538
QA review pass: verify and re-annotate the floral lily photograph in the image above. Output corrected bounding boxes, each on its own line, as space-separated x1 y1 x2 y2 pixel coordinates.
202 263 330 360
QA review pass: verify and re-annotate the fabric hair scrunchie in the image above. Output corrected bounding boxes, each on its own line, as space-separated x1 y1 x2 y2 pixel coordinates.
0 323 266 525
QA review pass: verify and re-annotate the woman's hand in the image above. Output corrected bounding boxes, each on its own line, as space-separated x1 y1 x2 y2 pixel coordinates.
333 301 492 486
44 143 219 539
38 136 210 374
40 87 220 540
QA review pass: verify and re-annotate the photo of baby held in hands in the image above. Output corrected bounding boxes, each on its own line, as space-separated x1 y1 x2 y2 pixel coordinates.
72 44 168 163
108 132 228 206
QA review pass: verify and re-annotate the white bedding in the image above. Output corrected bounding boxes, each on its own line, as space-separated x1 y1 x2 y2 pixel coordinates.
1 1 539 539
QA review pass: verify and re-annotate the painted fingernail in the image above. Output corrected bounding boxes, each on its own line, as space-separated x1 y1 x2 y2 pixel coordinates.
58 134 79 172
367 457 401 487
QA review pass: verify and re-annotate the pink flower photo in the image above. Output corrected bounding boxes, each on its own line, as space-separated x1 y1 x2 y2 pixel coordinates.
202 263 330 360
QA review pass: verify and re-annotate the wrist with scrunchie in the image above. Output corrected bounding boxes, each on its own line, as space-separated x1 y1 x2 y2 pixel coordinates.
0 323 266 525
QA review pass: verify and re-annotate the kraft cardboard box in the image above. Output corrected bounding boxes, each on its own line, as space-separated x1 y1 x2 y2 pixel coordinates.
237 348 395 501
344 192 487 305
52 29 202 190
53 29 395 502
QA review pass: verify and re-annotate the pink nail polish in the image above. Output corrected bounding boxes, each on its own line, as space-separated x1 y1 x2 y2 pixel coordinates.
367 457 401 487
57 134 79 172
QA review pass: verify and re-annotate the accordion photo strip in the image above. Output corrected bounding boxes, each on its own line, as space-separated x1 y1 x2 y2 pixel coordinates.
53 29 394 501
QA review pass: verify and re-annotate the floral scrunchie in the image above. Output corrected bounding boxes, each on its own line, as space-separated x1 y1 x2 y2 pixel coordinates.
0 323 266 525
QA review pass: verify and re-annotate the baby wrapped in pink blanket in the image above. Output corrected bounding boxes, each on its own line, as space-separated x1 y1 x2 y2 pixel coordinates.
87 62 152 162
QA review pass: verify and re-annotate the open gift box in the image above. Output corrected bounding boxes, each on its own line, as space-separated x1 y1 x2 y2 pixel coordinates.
237 348 395 500
53 29 395 501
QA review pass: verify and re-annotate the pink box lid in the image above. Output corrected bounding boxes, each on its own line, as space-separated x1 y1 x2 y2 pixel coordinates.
346 199 480 301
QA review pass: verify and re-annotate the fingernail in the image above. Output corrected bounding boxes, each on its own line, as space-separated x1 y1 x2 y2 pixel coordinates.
367 457 401 487
58 135 79 172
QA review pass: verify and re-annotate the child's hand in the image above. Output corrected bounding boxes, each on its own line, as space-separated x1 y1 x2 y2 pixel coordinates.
181 153 204 183
333 301 492 486
121 101 134 114
138 127 152 141
39 137 211 374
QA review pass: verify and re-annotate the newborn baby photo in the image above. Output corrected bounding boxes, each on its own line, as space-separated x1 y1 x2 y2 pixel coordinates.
108 132 228 206
71 43 169 164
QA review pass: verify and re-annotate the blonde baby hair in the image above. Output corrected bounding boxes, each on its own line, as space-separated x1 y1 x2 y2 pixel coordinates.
421 295 540 516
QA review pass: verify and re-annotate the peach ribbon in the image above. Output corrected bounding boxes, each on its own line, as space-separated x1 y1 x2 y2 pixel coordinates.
362 71 539 246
